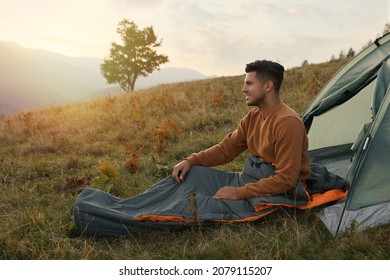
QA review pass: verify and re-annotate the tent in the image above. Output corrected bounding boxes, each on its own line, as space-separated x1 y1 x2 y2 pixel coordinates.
302 32 390 235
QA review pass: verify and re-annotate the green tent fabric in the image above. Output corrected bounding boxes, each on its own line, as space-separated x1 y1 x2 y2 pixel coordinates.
74 156 311 237
302 32 390 235
346 60 390 210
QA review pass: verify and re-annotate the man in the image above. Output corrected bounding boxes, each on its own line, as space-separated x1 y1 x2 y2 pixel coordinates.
172 60 311 200
74 60 312 236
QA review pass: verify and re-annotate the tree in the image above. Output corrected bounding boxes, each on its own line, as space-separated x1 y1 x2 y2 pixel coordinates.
100 19 169 92
301 59 309 67
360 39 373 52
338 50 345 59
347 47 355 58
383 22 390 35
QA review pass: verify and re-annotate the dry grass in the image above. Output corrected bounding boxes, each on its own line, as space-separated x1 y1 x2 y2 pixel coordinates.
2 58 390 260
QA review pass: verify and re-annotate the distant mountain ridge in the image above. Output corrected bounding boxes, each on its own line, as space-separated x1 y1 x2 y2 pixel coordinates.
0 41 208 115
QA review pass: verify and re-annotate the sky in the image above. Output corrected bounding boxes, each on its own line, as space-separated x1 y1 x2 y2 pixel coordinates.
0 0 389 76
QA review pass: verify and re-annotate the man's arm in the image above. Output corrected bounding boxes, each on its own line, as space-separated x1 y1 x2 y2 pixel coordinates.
214 116 308 200
171 112 250 182
171 130 247 183
185 114 250 167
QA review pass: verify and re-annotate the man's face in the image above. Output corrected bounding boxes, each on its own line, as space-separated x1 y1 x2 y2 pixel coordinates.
242 71 267 107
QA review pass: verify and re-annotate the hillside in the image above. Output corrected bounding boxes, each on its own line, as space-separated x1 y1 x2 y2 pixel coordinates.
0 41 208 115
3 57 389 260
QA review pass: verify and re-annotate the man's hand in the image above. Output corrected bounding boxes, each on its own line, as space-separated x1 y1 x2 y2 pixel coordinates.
172 160 191 183
213 186 239 200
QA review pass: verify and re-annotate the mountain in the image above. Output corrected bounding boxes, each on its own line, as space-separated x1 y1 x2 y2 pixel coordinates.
0 41 208 115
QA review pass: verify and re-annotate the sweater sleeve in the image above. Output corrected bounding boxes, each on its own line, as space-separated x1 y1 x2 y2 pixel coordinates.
186 116 248 167
235 116 306 199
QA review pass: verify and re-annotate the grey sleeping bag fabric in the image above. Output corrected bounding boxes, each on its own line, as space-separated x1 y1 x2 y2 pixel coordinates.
73 156 309 237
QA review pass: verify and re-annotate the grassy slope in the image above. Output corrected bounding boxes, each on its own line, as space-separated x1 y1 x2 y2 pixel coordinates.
1 58 390 260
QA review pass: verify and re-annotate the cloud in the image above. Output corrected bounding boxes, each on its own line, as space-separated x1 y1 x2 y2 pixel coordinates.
159 1 336 74
0 0 388 76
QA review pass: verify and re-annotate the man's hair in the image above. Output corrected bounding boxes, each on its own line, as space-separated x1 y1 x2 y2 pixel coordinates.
245 60 284 93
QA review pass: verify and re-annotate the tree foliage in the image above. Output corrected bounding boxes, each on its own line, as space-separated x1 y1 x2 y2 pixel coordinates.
383 22 390 35
346 47 355 58
100 19 169 92
301 59 309 67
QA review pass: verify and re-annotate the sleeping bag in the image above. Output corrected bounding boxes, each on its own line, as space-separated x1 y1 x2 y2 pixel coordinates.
73 156 347 237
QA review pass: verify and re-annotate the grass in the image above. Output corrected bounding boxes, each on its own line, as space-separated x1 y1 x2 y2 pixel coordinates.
1 58 390 260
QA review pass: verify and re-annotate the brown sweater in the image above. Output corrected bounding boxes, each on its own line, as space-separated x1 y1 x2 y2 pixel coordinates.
186 103 311 199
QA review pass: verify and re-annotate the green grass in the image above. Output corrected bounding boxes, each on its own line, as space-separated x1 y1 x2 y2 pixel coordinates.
2 58 390 260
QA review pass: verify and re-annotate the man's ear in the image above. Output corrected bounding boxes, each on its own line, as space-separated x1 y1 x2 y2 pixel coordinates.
265 80 274 92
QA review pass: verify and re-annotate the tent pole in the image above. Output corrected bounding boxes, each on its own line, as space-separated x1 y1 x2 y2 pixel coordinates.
335 198 348 236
